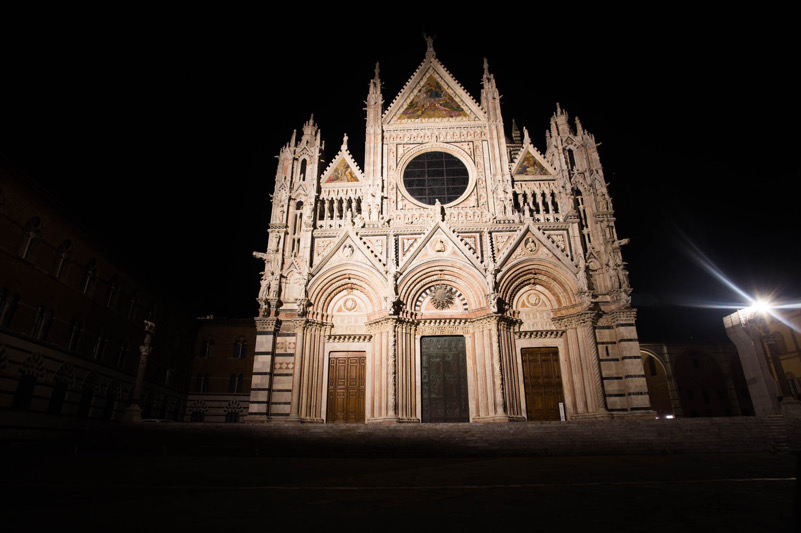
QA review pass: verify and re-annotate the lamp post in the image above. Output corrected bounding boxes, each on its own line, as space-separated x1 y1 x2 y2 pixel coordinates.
123 320 155 423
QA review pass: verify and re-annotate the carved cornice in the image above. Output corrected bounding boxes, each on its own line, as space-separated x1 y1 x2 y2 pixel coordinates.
255 317 279 332
515 330 565 339
551 309 598 329
366 315 418 332
326 334 373 343
597 308 637 327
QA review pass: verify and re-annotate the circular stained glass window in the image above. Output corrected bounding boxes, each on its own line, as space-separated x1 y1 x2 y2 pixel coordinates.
402 151 470 206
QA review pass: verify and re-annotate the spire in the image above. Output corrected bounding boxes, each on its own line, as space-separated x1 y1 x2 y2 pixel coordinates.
367 61 382 105
482 57 495 89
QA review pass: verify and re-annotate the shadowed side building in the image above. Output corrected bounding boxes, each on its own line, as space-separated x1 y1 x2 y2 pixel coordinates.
0 160 197 432
184 316 256 423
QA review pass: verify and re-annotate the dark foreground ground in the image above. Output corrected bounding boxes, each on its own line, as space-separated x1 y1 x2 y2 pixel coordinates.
2 418 800 532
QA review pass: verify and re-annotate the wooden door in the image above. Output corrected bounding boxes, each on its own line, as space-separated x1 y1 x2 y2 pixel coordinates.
421 336 469 423
521 347 564 421
327 353 366 423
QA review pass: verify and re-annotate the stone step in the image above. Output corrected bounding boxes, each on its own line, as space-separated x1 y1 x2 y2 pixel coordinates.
4 415 789 458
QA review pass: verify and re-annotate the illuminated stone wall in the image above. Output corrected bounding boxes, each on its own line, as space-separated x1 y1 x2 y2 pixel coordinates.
248 38 652 423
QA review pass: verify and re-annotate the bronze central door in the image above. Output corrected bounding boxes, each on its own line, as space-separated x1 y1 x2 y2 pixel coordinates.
327 352 366 423
421 336 469 423
521 347 564 421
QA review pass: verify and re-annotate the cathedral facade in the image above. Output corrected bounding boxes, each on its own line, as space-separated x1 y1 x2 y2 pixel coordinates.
248 39 652 424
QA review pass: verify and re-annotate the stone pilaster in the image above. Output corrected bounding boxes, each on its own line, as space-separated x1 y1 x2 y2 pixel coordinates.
553 310 610 419
596 309 654 418
298 320 327 423
246 317 278 423
367 316 401 423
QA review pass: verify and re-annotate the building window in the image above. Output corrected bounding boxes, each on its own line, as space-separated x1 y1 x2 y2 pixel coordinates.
65 319 82 352
11 375 36 410
190 410 205 422
225 411 240 423
18 216 41 260
127 290 139 320
402 151 470 206
0 289 19 328
52 240 72 279
48 363 73 415
233 337 247 359
77 376 97 418
48 380 69 415
200 339 215 358
92 332 106 360
195 373 209 393
228 373 243 393
106 275 119 309
80 258 97 295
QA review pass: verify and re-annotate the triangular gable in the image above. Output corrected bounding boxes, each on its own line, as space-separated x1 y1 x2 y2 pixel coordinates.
292 182 311 197
398 220 484 274
321 145 364 186
511 145 556 177
496 222 575 273
398 75 469 121
384 57 484 124
310 229 385 278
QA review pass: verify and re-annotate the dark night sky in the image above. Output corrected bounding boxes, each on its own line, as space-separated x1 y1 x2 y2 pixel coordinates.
2 12 798 343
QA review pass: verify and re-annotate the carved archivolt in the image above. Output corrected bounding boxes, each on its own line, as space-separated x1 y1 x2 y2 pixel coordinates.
307 263 384 321
399 259 486 313
498 259 577 310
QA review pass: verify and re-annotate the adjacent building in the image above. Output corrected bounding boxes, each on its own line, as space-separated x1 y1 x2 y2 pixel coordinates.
724 306 801 416
0 159 196 430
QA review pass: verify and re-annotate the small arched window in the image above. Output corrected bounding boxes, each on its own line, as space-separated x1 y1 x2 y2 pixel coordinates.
200 338 215 358
18 216 41 260
80 258 97 295
233 337 247 359
52 240 72 279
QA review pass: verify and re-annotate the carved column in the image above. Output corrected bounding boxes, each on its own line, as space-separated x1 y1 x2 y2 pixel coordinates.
396 319 419 421
554 310 609 419
367 316 400 423
471 316 512 422
563 325 588 415
497 316 524 419
299 321 325 423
